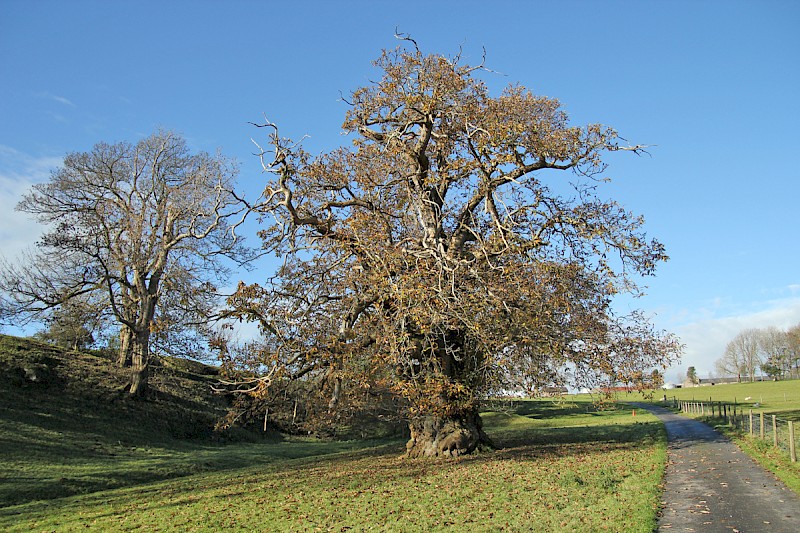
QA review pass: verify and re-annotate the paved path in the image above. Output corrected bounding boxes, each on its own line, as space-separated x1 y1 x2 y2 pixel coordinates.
633 403 800 532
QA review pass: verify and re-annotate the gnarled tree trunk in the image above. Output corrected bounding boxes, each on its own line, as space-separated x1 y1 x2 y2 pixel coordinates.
406 409 493 457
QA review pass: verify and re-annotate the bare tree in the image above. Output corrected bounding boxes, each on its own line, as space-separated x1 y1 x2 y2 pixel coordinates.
0 130 251 395
220 41 681 456
716 328 761 382
788 323 800 378
757 326 790 379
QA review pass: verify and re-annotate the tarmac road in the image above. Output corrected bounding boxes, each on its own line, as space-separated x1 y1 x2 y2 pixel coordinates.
633 403 800 532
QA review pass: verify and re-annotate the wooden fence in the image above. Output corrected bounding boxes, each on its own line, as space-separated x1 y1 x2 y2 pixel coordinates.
673 399 797 463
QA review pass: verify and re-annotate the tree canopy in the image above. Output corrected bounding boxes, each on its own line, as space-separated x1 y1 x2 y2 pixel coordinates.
219 41 681 457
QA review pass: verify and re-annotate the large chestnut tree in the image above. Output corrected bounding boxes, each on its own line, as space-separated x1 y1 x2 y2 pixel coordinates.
222 42 681 456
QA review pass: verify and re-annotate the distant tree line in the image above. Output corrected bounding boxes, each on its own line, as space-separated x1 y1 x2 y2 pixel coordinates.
714 324 800 381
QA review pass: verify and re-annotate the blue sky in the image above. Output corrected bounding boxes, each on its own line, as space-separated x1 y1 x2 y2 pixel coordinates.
2 1 799 383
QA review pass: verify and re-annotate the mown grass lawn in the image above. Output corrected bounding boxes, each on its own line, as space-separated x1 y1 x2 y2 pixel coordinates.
1 399 666 532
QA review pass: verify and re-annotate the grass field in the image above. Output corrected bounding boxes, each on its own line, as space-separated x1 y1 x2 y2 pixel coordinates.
655 380 800 415
2 398 666 532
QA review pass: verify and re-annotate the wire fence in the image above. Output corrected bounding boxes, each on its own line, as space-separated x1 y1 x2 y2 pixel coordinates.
673 399 798 463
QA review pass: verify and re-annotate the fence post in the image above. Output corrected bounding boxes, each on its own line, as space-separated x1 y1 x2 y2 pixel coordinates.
760 412 765 440
749 410 754 436
789 421 796 463
773 415 778 448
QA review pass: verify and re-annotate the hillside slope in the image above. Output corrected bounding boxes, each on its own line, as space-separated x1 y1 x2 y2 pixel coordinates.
0 334 253 506
0 334 229 437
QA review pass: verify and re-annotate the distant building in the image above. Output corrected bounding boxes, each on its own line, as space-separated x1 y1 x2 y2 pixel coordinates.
697 377 740 385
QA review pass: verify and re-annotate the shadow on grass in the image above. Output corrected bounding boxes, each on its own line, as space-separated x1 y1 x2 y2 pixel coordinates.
1 383 383 508
489 419 663 451
484 397 629 421
0 401 400 509
0 439 408 525
1 422 661 528
772 409 800 421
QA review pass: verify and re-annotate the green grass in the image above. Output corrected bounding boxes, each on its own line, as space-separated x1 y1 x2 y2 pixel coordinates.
2 399 665 532
1 335 667 531
0 413 393 508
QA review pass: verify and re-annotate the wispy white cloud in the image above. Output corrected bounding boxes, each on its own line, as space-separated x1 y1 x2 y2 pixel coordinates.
34 91 76 107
